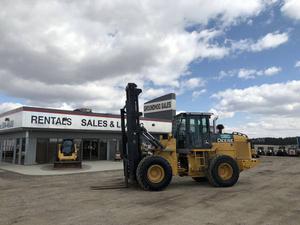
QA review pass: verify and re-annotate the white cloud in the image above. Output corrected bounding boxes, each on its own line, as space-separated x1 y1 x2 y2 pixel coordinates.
182 78 206 89
165 77 206 96
0 0 277 112
281 0 300 20
192 89 207 101
251 32 289 52
238 69 259 79
216 70 235 80
231 32 289 52
264 66 282 76
216 66 281 80
209 108 235 119
212 80 300 117
0 102 22 114
295 61 300 68
143 88 167 99
225 116 300 138
212 80 300 137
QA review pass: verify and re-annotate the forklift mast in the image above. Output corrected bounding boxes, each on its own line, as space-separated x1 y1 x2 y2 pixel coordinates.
121 83 143 184
121 83 164 185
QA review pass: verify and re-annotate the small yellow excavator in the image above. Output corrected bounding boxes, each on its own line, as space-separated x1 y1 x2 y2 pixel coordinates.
54 139 81 168
120 83 259 191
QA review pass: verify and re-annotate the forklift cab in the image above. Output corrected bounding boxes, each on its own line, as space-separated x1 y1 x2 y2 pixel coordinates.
173 113 212 151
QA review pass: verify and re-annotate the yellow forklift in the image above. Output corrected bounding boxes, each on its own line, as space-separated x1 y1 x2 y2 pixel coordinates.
121 83 258 191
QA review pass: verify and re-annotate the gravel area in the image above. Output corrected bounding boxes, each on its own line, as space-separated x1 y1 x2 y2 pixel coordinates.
1 156 300 225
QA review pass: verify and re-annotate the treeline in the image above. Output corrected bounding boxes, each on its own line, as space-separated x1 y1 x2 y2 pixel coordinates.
251 137 298 145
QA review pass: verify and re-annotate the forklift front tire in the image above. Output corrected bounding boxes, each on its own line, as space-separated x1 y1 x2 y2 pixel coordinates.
136 156 172 191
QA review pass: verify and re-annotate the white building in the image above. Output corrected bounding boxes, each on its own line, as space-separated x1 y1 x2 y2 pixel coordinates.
0 106 172 165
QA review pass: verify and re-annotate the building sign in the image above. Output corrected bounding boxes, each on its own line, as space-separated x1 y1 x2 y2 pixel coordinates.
23 111 171 133
217 134 234 143
0 112 22 130
144 99 176 113
0 108 172 133
29 114 121 129
31 115 72 126
144 93 176 120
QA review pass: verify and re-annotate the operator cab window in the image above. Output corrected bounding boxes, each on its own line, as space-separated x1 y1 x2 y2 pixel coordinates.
202 118 208 133
177 118 186 148
188 116 211 149
173 116 187 148
189 118 201 147
174 114 212 150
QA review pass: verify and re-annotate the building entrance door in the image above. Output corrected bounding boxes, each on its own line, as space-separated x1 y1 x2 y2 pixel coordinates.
99 141 107 160
82 139 99 160
14 138 21 164
36 138 48 163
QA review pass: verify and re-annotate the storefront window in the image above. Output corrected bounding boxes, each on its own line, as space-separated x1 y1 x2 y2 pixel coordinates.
0 139 3 162
1 139 15 163
36 138 48 164
48 138 58 163
36 138 83 164
74 139 82 161
20 138 26 164
15 138 20 164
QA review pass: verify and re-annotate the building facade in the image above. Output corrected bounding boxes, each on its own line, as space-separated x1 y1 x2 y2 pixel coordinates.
0 107 172 165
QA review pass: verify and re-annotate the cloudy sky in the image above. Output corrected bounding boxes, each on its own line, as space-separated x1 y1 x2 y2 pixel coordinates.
0 0 299 137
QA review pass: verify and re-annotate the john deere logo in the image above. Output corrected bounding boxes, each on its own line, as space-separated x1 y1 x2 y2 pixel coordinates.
217 134 233 143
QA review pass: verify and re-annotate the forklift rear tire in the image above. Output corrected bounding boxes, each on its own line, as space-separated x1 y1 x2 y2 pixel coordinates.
136 156 172 191
207 155 239 187
192 177 207 182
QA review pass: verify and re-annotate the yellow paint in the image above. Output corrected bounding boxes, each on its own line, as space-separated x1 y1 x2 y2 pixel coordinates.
218 162 233 180
153 132 259 178
237 158 259 171
213 142 237 158
187 150 210 177
154 137 178 175
147 165 165 183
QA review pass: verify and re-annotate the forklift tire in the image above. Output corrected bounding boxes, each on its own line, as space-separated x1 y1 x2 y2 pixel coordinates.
192 177 207 182
207 155 239 187
136 156 172 191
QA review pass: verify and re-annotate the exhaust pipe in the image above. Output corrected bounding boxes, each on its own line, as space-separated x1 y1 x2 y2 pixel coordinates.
213 115 218 134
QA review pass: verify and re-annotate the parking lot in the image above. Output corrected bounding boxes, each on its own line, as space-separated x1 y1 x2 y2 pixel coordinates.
1 156 300 225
